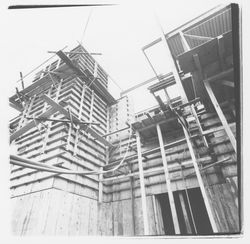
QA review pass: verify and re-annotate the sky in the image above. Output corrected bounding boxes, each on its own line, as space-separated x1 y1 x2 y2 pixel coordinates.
2 0 237 119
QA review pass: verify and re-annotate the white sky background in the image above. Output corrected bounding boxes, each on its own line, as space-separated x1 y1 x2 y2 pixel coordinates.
3 0 235 118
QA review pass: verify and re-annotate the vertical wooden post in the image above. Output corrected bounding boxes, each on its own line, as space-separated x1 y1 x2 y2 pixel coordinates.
129 174 136 235
156 124 181 234
152 195 160 235
73 80 86 155
179 31 191 52
204 80 237 153
182 126 218 233
135 130 149 235
158 29 188 103
178 192 192 234
98 167 103 203
94 61 98 78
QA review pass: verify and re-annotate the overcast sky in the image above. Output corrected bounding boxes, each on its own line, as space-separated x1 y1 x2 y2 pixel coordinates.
3 0 236 117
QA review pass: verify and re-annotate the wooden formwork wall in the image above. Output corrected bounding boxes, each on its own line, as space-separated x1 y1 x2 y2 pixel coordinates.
10 105 239 235
103 102 239 234
10 46 239 235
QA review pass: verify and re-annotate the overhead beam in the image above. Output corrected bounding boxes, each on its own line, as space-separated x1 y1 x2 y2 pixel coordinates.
184 33 213 41
203 68 234 83
49 51 102 55
56 50 88 79
42 95 114 147
142 4 229 51
120 76 158 97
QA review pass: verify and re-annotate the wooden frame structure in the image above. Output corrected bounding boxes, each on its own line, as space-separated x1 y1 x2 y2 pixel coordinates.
9 4 240 236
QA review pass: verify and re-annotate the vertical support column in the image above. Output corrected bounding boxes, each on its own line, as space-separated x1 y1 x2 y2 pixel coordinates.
73 81 86 155
42 80 63 153
16 96 34 131
178 192 192 234
152 195 160 235
179 31 191 52
135 130 149 235
158 30 188 103
89 90 95 123
98 167 103 203
204 80 237 153
126 161 136 236
94 61 98 78
156 124 180 234
182 126 218 233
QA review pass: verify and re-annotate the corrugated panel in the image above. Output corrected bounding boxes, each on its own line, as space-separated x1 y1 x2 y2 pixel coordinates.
183 8 232 49
168 8 232 55
168 35 185 57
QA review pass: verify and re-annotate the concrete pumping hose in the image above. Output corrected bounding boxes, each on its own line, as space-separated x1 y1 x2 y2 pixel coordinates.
10 128 133 176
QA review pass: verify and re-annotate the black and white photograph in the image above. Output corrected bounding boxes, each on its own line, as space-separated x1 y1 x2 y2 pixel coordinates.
1 0 246 240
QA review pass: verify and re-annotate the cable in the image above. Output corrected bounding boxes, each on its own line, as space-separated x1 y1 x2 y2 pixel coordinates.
80 8 93 44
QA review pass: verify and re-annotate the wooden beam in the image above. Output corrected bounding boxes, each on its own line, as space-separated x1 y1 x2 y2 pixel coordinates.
204 80 237 152
184 33 213 41
217 35 226 70
152 195 160 235
182 125 218 233
156 123 180 234
178 192 192 234
56 50 88 79
135 130 149 235
203 68 233 84
179 31 191 51
157 29 188 103
120 75 161 97
9 101 23 112
42 95 113 147
102 126 130 137
10 107 57 143
98 167 103 203
56 50 116 105
221 80 235 88
48 51 102 55
141 5 229 50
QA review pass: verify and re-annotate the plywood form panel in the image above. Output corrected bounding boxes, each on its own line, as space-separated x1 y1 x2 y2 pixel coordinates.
11 188 102 235
206 179 239 233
